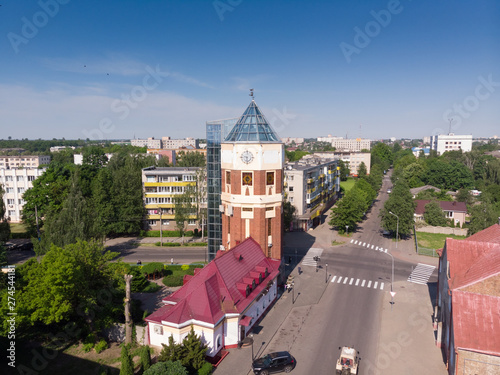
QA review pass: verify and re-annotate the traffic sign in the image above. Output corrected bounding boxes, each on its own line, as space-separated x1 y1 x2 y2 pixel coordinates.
390 291 396 297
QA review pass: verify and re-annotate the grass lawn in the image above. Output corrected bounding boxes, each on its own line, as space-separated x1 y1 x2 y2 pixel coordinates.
340 177 356 193
9 222 27 233
416 231 466 249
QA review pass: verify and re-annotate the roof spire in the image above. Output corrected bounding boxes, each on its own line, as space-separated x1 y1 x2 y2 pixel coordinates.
249 88 254 101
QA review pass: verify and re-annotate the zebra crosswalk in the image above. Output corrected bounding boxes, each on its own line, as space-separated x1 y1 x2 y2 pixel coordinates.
301 248 323 267
331 275 385 291
350 239 388 253
408 263 436 285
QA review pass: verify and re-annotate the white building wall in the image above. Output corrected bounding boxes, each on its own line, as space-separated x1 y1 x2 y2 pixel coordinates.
430 134 472 155
0 168 46 222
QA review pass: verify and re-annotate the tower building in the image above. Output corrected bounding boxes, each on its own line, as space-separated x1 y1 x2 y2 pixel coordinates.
220 99 284 260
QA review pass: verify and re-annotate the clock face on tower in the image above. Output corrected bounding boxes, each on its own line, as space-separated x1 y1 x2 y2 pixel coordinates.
241 150 254 164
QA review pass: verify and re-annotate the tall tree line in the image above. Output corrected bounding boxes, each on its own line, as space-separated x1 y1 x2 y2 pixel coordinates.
22 147 165 254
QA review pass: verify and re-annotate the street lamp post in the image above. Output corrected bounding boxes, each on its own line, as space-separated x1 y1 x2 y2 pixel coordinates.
377 248 395 306
325 263 328 283
389 211 399 248
346 225 349 236
249 334 254 360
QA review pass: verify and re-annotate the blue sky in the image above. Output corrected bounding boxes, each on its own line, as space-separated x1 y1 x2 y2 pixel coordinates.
0 0 499 141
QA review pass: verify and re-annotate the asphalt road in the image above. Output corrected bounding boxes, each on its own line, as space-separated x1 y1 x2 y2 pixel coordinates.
278 172 416 373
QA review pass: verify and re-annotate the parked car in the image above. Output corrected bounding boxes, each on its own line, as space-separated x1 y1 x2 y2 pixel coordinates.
387 188 392 194
252 351 296 374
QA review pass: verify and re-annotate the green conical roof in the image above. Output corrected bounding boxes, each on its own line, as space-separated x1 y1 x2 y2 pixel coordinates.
224 100 280 142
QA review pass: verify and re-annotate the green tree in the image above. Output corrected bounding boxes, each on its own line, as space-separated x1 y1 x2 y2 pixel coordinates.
180 327 208 372
174 186 195 242
144 361 188 375
21 163 73 235
140 345 152 372
0 241 118 335
338 160 350 181
0 185 10 244
283 199 296 232
82 145 108 170
177 151 206 167
423 201 448 226
371 142 393 171
158 335 184 363
468 200 500 235
381 179 416 238
120 345 134 375
329 189 367 233
357 162 367 178
90 168 115 240
456 188 474 207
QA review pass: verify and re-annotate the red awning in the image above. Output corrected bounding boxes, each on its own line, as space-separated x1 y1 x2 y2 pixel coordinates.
239 316 253 327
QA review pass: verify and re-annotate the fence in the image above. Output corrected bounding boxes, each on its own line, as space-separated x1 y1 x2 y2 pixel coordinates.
415 225 467 236
102 323 148 346
413 226 439 258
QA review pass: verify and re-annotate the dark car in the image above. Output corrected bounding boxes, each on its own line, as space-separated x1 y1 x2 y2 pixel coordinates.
252 351 296 375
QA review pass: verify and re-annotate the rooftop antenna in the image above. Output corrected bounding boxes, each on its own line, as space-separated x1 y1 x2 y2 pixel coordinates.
249 88 254 100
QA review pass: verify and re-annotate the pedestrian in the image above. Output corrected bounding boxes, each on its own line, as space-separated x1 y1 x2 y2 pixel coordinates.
171 258 174 265
298 266 301 275
137 260 142 265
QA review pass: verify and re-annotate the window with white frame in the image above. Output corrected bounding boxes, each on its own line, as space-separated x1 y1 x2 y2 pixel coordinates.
17 176 24 181
28 176 35 181
6 188 13 193
148 220 157 226
7 199 14 205
9 210 15 217
183 175 195 181
18 188 25 193
188 219 196 225
5 176 12 181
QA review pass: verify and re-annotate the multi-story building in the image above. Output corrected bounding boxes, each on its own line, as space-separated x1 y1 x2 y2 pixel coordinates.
49 146 75 152
284 158 340 231
162 137 198 149
0 155 50 169
0 168 46 222
317 136 371 152
310 151 371 176
142 167 206 232
206 118 238 261
281 137 304 145
430 134 472 155
131 137 162 149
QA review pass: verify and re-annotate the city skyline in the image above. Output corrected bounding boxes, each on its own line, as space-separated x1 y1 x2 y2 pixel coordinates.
0 0 499 141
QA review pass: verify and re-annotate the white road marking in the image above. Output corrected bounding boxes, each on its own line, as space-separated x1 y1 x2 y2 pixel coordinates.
376 246 379 250
380 282 384 290
408 263 436 285
373 281 378 289
337 277 342 284
349 278 354 285
343 277 348 284
371 245 375 249
367 280 372 288
361 280 366 287
350 239 354 243
331 276 337 283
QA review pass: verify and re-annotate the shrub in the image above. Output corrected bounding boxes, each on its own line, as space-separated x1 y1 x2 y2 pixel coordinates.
140 345 152 372
84 333 96 345
181 264 190 271
142 282 162 293
95 339 108 354
198 362 213 375
83 342 94 353
162 275 184 287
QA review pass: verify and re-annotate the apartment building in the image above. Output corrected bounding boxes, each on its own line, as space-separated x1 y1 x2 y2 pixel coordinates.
281 137 304 145
131 137 162 149
0 168 46 222
284 158 340 231
142 167 206 232
430 134 472 155
310 151 371 176
317 136 371 151
0 155 50 169
161 137 198 149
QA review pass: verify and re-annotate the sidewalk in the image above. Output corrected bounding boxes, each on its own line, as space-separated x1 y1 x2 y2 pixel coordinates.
214 253 328 375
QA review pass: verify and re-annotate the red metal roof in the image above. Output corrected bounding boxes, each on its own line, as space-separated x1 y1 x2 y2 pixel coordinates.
146 237 281 327
452 290 500 356
467 224 500 244
445 238 500 289
414 200 467 215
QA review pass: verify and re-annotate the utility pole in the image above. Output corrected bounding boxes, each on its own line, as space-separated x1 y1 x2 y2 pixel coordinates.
124 274 133 344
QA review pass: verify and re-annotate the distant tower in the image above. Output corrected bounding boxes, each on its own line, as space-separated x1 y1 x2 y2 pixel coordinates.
220 97 284 260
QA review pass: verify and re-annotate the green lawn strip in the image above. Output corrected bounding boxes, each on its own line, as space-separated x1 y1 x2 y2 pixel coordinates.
9 223 27 233
340 177 356 192
416 231 466 249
